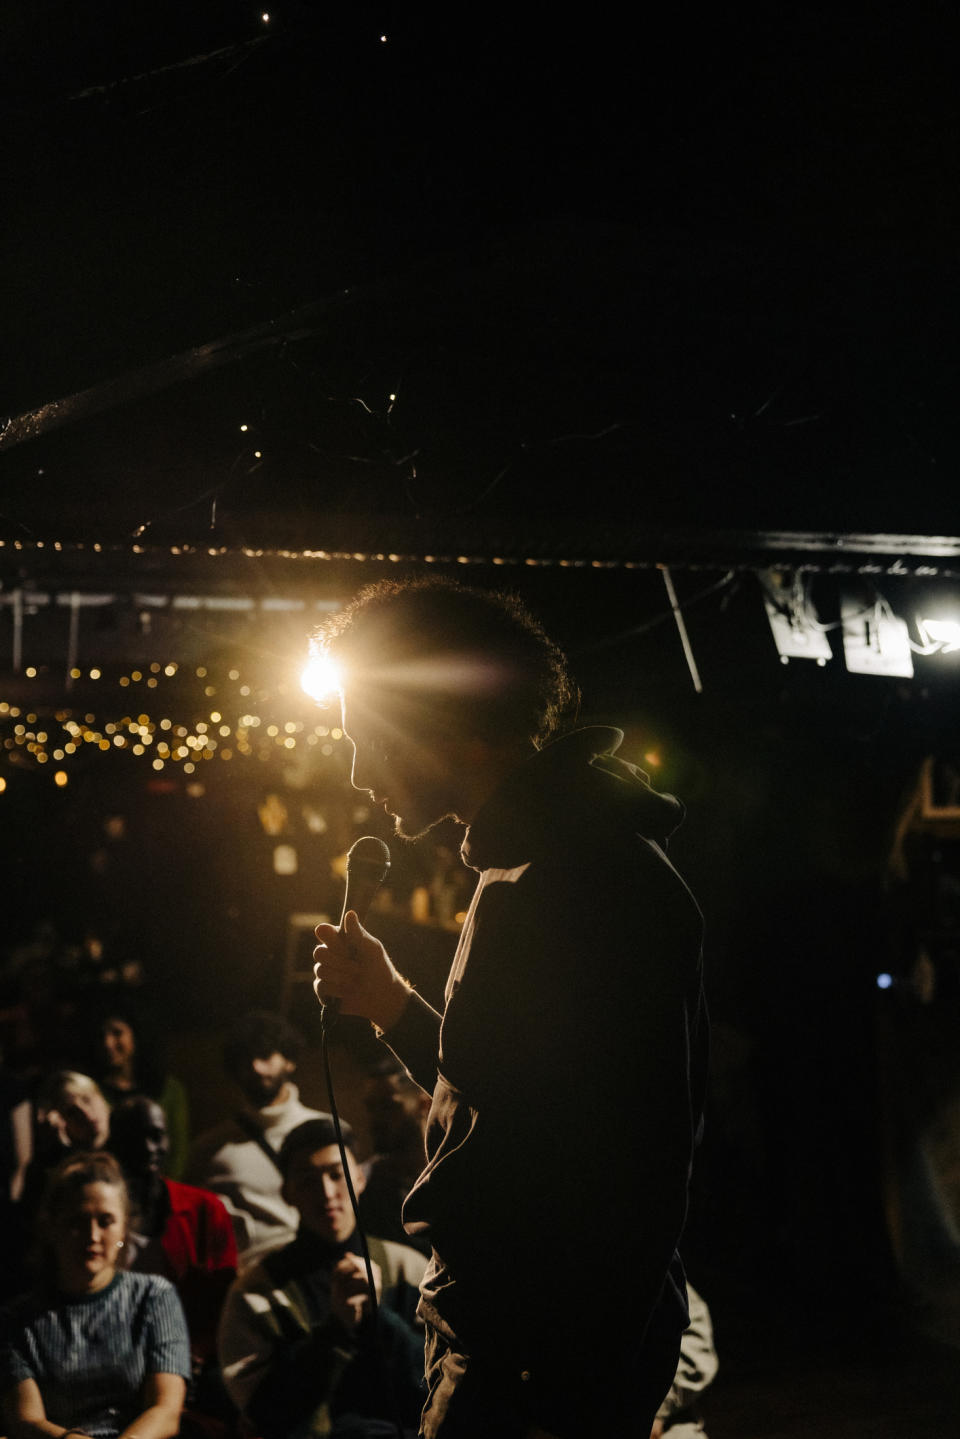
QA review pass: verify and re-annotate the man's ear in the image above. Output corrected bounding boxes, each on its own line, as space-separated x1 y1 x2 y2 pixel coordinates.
350 1154 366 1197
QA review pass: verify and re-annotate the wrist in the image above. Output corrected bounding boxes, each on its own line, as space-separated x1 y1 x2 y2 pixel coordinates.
374 976 412 1034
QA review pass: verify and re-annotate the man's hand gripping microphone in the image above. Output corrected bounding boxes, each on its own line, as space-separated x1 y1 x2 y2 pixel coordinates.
321 835 391 1029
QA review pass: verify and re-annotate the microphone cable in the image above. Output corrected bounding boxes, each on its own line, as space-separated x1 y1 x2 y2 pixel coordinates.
320 1007 409 1439
318 835 407 1438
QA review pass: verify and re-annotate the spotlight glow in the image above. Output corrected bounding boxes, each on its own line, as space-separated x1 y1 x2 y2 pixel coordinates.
300 655 342 704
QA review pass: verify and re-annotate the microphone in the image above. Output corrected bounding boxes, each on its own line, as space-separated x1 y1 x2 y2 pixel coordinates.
323 835 391 1025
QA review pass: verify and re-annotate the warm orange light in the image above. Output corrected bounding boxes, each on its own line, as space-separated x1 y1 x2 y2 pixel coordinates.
301 655 342 704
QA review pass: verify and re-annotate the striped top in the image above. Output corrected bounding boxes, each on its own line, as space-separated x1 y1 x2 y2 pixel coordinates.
0 1271 191 1439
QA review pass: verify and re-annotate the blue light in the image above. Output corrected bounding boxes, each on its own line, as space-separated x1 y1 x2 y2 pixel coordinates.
876 973 893 990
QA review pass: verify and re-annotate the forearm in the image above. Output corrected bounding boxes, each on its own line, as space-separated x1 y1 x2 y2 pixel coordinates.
378 988 442 1094
117 1403 182 1439
8 1419 78 1439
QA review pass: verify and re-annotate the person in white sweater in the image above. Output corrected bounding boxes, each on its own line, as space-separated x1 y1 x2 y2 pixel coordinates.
185 1011 330 1261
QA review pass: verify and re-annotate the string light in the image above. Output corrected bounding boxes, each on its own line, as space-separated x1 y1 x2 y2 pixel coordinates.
0 661 348 787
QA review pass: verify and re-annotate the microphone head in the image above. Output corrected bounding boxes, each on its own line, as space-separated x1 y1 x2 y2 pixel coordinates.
346 835 391 882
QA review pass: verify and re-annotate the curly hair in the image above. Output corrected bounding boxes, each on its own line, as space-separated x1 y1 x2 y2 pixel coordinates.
311 576 579 748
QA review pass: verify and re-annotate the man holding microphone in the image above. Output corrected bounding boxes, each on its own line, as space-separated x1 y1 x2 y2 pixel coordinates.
312 576 707 1439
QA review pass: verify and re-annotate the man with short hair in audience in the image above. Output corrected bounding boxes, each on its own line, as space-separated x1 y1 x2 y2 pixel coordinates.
185 1011 330 1260
218 1116 426 1439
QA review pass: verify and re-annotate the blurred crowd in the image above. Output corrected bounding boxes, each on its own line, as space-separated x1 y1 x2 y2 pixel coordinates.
0 929 717 1439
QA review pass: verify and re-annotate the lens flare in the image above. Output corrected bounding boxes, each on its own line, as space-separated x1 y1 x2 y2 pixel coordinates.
301 655 342 704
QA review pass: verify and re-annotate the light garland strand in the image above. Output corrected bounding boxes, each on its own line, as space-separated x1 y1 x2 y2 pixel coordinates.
1 534 958 576
0 662 345 788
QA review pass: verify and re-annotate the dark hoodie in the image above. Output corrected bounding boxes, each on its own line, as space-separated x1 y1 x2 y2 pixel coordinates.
382 727 707 1432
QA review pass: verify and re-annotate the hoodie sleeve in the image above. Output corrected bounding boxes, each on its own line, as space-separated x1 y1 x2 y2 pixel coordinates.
379 989 443 1095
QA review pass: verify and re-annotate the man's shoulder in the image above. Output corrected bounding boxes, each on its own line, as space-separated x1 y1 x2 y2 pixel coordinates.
228 1253 274 1297
187 1116 247 1159
368 1234 429 1290
275 1098 330 1127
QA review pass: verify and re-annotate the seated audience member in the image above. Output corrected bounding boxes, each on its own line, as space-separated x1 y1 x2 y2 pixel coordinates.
35 1069 112 1153
358 1057 431 1256
218 1117 426 1439
83 993 191 1180
109 1096 238 1397
186 1012 330 1260
652 1283 719 1439
0 1150 191 1439
21 1070 113 1217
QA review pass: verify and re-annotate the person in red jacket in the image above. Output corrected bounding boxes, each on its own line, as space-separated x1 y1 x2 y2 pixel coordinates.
109 1094 238 1415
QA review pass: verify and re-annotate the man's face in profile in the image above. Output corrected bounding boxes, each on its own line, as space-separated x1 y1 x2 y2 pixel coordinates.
342 701 461 841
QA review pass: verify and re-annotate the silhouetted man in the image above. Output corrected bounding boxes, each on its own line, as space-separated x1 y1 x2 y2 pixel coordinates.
311 578 707 1439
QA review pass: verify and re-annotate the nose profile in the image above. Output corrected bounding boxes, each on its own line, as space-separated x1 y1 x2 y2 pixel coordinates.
350 741 371 795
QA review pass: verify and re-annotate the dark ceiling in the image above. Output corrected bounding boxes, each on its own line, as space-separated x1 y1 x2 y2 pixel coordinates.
2 3 959 558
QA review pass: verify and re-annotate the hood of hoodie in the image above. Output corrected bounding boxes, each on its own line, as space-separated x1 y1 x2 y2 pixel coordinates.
461 726 685 872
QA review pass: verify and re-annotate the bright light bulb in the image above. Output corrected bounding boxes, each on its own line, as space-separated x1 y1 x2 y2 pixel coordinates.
919 616 960 654
300 655 342 704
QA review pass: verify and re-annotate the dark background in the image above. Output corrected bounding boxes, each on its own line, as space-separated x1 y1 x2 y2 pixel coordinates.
2 2 959 540
2 3 960 1423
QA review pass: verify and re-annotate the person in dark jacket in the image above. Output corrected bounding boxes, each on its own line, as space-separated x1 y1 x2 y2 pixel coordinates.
310 578 708 1439
217 1117 426 1439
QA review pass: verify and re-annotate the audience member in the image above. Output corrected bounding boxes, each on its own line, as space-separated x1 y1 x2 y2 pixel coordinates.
82 994 191 1179
35 1069 112 1152
109 1096 238 1403
21 1070 113 1220
652 1283 718 1438
185 1011 330 1260
359 1057 431 1256
0 1150 191 1439
218 1116 426 1439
